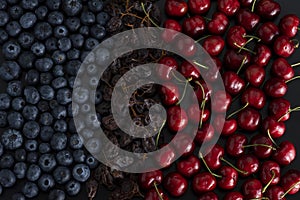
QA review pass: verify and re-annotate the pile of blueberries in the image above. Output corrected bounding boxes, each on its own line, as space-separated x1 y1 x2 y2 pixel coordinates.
0 0 111 199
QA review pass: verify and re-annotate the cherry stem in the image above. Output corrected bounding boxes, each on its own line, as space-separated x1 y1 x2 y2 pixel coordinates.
267 129 279 148
281 180 300 198
155 120 166 147
195 81 207 129
262 170 276 193
220 157 248 175
141 3 160 28
203 16 212 21
291 62 300 67
171 70 186 83
193 61 209 69
195 35 212 43
237 56 248 75
298 27 300 31
243 144 276 151
226 103 249 119
199 152 222 178
286 76 300 83
291 39 300 48
153 182 164 200
238 38 254 54
249 198 270 200
251 0 257 12
176 78 192 105
235 42 256 55
232 83 249 103
277 106 300 122
244 35 261 42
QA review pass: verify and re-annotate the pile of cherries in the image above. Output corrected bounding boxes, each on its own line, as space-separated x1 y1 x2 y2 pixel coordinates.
138 0 300 199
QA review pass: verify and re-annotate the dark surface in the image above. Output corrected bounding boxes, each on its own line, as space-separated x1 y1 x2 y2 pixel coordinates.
2 0 300 199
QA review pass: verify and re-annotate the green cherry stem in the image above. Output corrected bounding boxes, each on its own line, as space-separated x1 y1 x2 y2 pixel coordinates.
153 182 164 200
249 198 270 200
203 16 212 21
291 39 300 48
199 152 222 178
237 56 248 75
155 120 166 146
193 61 209 69
235 42 256 55
171 70 186 83
277 106 300 122
220 157 248 175
262 170 276 193
195 81 207 128
251 0 257 12
267 129 279 148
195 35 212 43
243 144 276 151
281 180 300 198
285 76 300 83
244 35 261 42
291 62 300 67
238 38 254 54
141 3 160 28
176 78 192 105
226 103 249 119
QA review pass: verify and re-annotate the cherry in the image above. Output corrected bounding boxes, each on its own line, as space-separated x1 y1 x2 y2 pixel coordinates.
223 191 244 200
226 26 247 50
242 178 263 199
188 103 210 124
272 141 296 166
182 15 206 39
226 133 248 157
223 71 245 96
203 144 224 170
163 172 188 197
160 82 179 106
202 36 225 56
260 161 280 186
223 49 251 71
162 19 182 43
197 192 218 200
241 87 266 110
213 114 237 136
262 116 286 139
217 166 238 190
271 58 295 80
172 134 195 157
156 144 176 168
195 123 214 143
194 80 212 102
165 0 188 17
139 170 163 190
236 154 259 177
245 64 265 87
252 44 272 67
280 169 300 195
279 14 300 38
240 0 254 7
145 188 169 200
211 90 232 113
268 98 291 122
236 9 260 32
167 106 188 132
203 57 222 82
255 0 281 20
273 35 297 58
237 107 261 131
179 61 200 80
188 0 211 15
264 77 287 98
177 36 197 57
217 0 240 16
208 12 229 35
157 56 178 81
257 22 280 44
265 186 286 200
192 172 217 194
249 134 274 159
177 155 201 178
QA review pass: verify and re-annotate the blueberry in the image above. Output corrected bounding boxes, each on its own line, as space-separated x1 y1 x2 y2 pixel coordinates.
52 65 64 77
26 152 38 163
9 6 23 20
50 133 67 151
0 111 7 127
12 193 26 200
40 72 54 85
84 37 99 50
69 134 83 149
46 0 61 10
31 42 46 56
53 166 71 184
0 11 9 27
45 37 58 52
39 85 54 101
68 103 79 118
0 185 2 195
62 0 82 16
67 48 81 60
22 182 38 198
7 81 23 97
51 105 67 119
34 22 52 41
7 111 24 129
57 88 72 105
2 40 21 60
65 17 81 32
0 0 7 10
0 154 14 168
0 29 8 44
70 34 84 48
94 89 103 105
68 76 76 88
90 24 106 40
35 57 54 72
13 162 27 179
73 150 86 163
26 164 41 182
5 21 21 37
0 93 11 110
18 51 36 69
54 25 68 38
21 0 39 10
39 143 51 154
86 155 98 169
58 37 72 52
48 11 64 25
23 121 40 139
52 50 67 64
0 61 21 81
25 69 40 85
38 174 55 192
65 60 81 76
40 126 54 142
6 0 19 5
80 11 95 25
79 25 89 36
39 112 54 126
25 140 38 151
39 154 57 172
72 164 90 182
15 149 26 162
65 180 81 196
56 150 73 166
22 105 38 121
54 119 67 132
20 12 37 29
0 169 16 187
24 86 40 104
88 0 103 12
35 6 48 20
37 101 49 112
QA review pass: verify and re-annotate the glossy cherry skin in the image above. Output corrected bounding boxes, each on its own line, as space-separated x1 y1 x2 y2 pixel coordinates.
237 107 261 131
252 44 272 67
203 36 225 56
240 0 254 7
213 115 237 136
271 58 294 80
211 90 232 113
163 172 188 197
265 186 286 200
250 134 274 159
162 19 182 43
236 9 260 32
241 87 266 110
177 36 197 57
177 155 201 178
145 188 169 200
257 22 280 44
245 65 265 87
182 15 206 39
262 116 286 138
139 170 163 190
268 98 291 122
208 12 229 35
260 161 280 186
195 123 214 143
226 26 247 50
156 145 176 168
203 57 222 83
217 0 240 16
224 49 251 71
167 106 188 132
279 14 300 38
223 191 244 200
272 141 296 166
180 60 200 80
226 133 248 157
223 71 245 96
273 36 295 58
264 77 287 98
188 104 210 124
242 179 263 199
194 80 212 102
192 172 217 194
280 169 300 195
198 192 218 200
172 134 195 157
255 0 281 20
218 166 238 190
237 154 259 177
160 82 179 106
165 0 188 17
204 144 224 170
157 56 178 81
188 0 211 15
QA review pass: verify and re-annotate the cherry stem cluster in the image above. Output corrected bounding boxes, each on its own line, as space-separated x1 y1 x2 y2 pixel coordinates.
237 56 248 75
141 3 160 28
277 106 300 122
176 78 193 105
199 152 222 178
220 157 248 175
235 42 256 55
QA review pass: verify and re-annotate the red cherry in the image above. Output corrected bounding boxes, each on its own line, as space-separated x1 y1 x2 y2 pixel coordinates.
255 0 281 20
145 188 169 200
260 161 280 186
240 0 254 7
211 90 232 113
188 103 210 124
163 172 188 197
167 106 188 132
223 191 244 200
204 144 224 170
160 82 179 106
237 154 259 177
280 170 300 195
224 49 251 71
222 71 245 96
237 107 261 131
194 80 212 102
195 123 214 143
271 58 295 80
177 155 201 178
182 15 206 39
203 57 222 83
208 12 229 35
188 0 211 15
257 22 280 44
157 56 178 81
179 61 200 80
203 36 225 56
245 64 266 87
273 35 296 58
252 44 272 67
213 115 237 136
177 36 197 57
249 134 274 159
236 9 260 32
218 166 238 190
217 0 240 16
198 192 218 200
139 170 163 190
162 19 182 43
241 87 266 110
268 98 291 122
272 141 296 166
165 0 188 17
242 178 263 199
192 172 217 194
155 145 176 168
265 186 286 200
172 134 195 157
279 14 300 38
226 133 248 157
262 116 286 138
226 26 247 50
264 77 287 98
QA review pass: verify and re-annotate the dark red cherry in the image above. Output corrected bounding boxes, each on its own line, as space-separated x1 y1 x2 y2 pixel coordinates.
167 106 188 132
217 0 240 16
165 0 188 17
177 36 197 57
237 154 259 177
245 64 266 87
195 123 214 143
241 87 266 110
268 98 291 122
203 57 222 83
218 166 238 190
204 144 224 170
280 170 300 195
192 172 217 194
139 170 163 190
213 115 237 136
203 36 225 56
156 145 176 168
279 14 300 38
194 80 212 102
226 133 248 157
271 58 295 80
223 71 245 96
172 134 195 157
226 26 247 50
257 22 280 44
242 179 263 199
145 188 169 200
273 35 296 58
252 44 272 67
182 16 206 39
179 61 200 80
160 82 179 106
224 49 251 71
197 192 218 200
237 107 261 131
163 172 188 197
162 19 182 43
265 186 286 200
272 141 296 166
188 0 211 15
240 0 254 7
223 191 244 200
188 104 210 124
264 77 287 98
260 161 280 186
250 134 274 159
157 56 178 81
208 12 229 35
177 155 201 178
211 90 232 113
236 9 260 32
262 116 286 138
255 0 281 20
